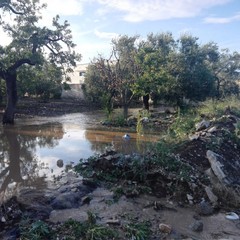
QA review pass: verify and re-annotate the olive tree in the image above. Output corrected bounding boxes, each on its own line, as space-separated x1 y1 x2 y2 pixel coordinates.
0 0 81 124
84 35 139 118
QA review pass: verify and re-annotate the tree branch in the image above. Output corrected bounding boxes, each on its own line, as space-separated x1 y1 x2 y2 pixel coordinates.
9 58 35 72
0 3 24 15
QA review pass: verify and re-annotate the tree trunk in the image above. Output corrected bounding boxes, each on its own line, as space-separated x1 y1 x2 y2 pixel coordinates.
123 104 128 119
2 71 18 124
142 94 149 111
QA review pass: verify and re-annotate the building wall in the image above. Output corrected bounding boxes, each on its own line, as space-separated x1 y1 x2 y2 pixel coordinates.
67 63 88 84
61 63 88 99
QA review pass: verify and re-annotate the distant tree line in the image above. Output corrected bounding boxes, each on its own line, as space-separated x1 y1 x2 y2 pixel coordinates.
83 33 240 118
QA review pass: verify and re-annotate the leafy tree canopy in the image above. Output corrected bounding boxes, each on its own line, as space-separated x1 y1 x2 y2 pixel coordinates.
0 0 81 124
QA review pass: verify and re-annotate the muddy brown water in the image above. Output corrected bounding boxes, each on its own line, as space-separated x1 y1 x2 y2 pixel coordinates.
0 112 159 203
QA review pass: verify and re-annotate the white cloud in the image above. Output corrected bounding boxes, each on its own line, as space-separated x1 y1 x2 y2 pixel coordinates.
204 13 240 24
39 0 86 27
96 0 231 22
75 41 112 63
94 29 119 40
43 0 85 16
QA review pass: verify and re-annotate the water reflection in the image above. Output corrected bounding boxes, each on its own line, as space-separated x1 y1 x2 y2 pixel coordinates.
0 113 159 203
0 123 64 203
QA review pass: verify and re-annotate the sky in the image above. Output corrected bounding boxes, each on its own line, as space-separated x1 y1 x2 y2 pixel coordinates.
2 0 240 63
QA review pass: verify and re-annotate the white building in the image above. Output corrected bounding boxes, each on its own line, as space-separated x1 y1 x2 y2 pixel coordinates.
61 63 88 99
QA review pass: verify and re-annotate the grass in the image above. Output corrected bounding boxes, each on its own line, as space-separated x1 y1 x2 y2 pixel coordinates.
197 96 240 119
19 218 53 240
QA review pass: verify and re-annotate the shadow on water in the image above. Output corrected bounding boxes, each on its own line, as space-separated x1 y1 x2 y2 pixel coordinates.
0 123 64 204
0 113 160 203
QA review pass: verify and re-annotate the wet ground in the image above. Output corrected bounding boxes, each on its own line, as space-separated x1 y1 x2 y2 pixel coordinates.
0 109 159 204
1 99 240 239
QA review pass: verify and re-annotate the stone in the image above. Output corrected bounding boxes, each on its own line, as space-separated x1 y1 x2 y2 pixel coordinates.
195 120 210 131
206 150 227 183
159 223 172 234
126 116 137 126
188 133 199 140
207 126 217 133
51 192 81 209
106 219 121 225
57 159 64 168
196 200 214 216
205 186 218 206
81 196 92 205
189 220 203 232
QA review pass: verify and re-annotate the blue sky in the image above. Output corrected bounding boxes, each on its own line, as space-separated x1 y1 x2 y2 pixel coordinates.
2 0 240 63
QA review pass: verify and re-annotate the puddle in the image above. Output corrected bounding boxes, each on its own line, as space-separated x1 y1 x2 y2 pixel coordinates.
0 112 159 203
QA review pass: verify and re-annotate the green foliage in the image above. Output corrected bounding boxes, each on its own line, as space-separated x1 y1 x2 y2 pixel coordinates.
20 218 52 240
136 110 150 135
235 121 240 138
86 225 119 240
101 93 114 119
124 221 151 240
168 108 197 140
152 140 192 181
57 217 119 240
17 62 63 101
198 96 240 118
113 114 126 126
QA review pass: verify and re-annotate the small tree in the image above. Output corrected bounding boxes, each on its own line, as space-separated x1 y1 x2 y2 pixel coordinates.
84 35 139 119
134 32 175 109
0 0 81 124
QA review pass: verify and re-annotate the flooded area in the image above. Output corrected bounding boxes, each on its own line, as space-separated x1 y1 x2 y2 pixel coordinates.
0 112 159 203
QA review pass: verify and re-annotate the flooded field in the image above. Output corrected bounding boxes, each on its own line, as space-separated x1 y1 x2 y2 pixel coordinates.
0 112 160 202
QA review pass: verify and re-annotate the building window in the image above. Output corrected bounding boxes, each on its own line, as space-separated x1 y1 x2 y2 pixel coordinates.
79 71 85 77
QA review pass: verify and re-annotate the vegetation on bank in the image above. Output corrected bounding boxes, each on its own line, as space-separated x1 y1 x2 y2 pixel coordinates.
16 96 240 240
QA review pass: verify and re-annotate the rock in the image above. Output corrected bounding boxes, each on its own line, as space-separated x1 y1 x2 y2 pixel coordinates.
159 223 172 234
82 178 98 188
206 150 227 183
207 126 217 133
1 216 6 223
204 186 218 206
188 133 199 140
195 120 210 131
122 133 131 140
126 116 137 126
57 159 64 168
140 117 149 123
189 220 203 232
196 200 214 216
81 196 92 205
51 192 81 209
186 194 193 203
106 219 121 225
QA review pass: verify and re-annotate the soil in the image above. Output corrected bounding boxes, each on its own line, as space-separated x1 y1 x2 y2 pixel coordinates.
0 98 240 239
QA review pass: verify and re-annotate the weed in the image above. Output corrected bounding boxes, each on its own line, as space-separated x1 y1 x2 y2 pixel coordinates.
59 218 119 240
235 121 240 138
168 108 197 140
198 96 240 118
113 114 126 127
61 218 89 239
136 110 150 135
86 226 119 240
124 221 151 240
20 218 52 240
113 186 124 201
